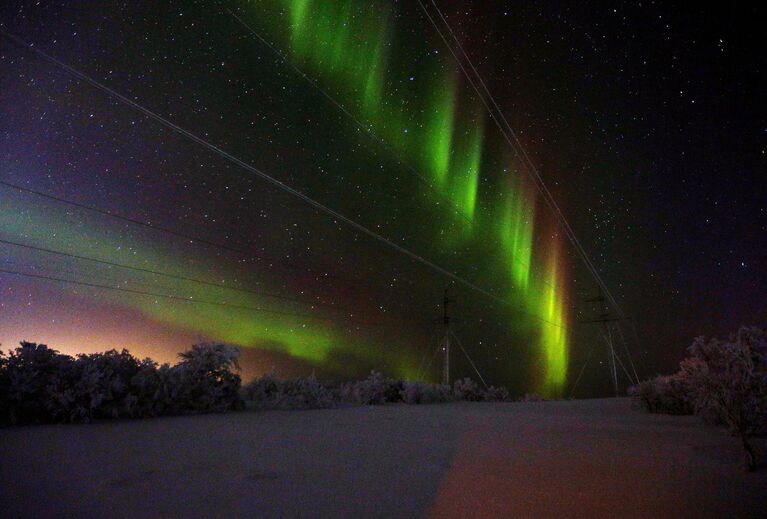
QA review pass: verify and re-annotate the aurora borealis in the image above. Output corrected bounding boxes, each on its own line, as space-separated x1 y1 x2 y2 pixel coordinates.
249 0 570 391
1 1 764 397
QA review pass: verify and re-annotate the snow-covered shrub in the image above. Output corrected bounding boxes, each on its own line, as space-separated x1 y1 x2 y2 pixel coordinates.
170 343 243 413
0 342 72 425
0 342 244 425
453 377 483 401
242 371 284 408
627 374 693 415
340 371 392 405
383 378 405 403
399 381 453 404
47 349 147 423
128 358 168 417
399 381 428 404
44 356 91 423
279 375 334 409
628 380 656 410
0 348 7 423
481 385 510 402
678 327 767 470
242 372 334 410
630 326 767 470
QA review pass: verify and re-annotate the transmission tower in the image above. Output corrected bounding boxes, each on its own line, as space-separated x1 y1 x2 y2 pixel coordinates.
416 287 488 389
441 288 451 385
582 290 623 396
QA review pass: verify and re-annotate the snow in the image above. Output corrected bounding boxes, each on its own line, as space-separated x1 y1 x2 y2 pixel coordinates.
1 398 765 518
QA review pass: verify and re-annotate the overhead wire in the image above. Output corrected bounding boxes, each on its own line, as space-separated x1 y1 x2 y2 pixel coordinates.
567 342 595 398
0 180 242 254
615 321 640 383
0 237 370 316
0 178 368 287
455 334 490 390
0 266 387 327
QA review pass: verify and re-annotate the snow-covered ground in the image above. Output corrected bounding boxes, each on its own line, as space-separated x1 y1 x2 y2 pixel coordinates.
1 398 765 518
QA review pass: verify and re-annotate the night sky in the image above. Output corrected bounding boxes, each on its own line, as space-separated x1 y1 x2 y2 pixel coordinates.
1 1 764 397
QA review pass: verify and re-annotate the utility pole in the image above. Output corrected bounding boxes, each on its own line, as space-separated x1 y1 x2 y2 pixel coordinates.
419 287 488 389
583 290 621 396
442 287 451 386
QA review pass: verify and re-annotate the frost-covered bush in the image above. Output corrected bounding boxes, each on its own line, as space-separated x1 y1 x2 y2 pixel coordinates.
0 348 7 422
383 378 405 403
453 378 483 401
128 358 169 417
46 349 146 423
627 374 693 415
340 371 393 405
280 376 334 409
678 327 767 470
0 341 243 425
0 342 71 425
170 343 243 413
482 385 510 402
630 326 767 471
0 343 155 424
242 371 283 407
242 372 334 410
451 378 511 401
399 381 453 404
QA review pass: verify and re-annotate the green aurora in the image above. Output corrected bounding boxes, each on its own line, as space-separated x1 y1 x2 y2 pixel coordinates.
248 0 570 394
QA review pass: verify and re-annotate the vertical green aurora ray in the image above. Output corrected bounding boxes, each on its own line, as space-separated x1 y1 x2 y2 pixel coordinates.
329 1 353 70
282 0 485 235
451 119 483 224
288 0 311 54
284 0 462 190
536 243 568 396
362 20 390 118
286 0 390 109
432 114 483 247
499 174 535 291
423 70 456 187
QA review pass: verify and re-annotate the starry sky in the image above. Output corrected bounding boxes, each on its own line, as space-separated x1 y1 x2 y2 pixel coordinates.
0 1 764 397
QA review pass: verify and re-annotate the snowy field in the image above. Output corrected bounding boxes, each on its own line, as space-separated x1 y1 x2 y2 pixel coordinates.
1 398 765 518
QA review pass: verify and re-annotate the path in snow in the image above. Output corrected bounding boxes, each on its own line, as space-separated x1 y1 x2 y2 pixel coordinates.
1 398 765 518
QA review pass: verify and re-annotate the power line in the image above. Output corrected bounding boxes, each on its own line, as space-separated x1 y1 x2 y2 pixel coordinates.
0 252 435 327
0 266 384 327
0 178 382 291
567 342 595 398
615 321 640 383
0 174 443 320
456 336 490 390
0 237 363 315
0 180 242 254
609 333 638 387
0 257 183 295
1 30 566 330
